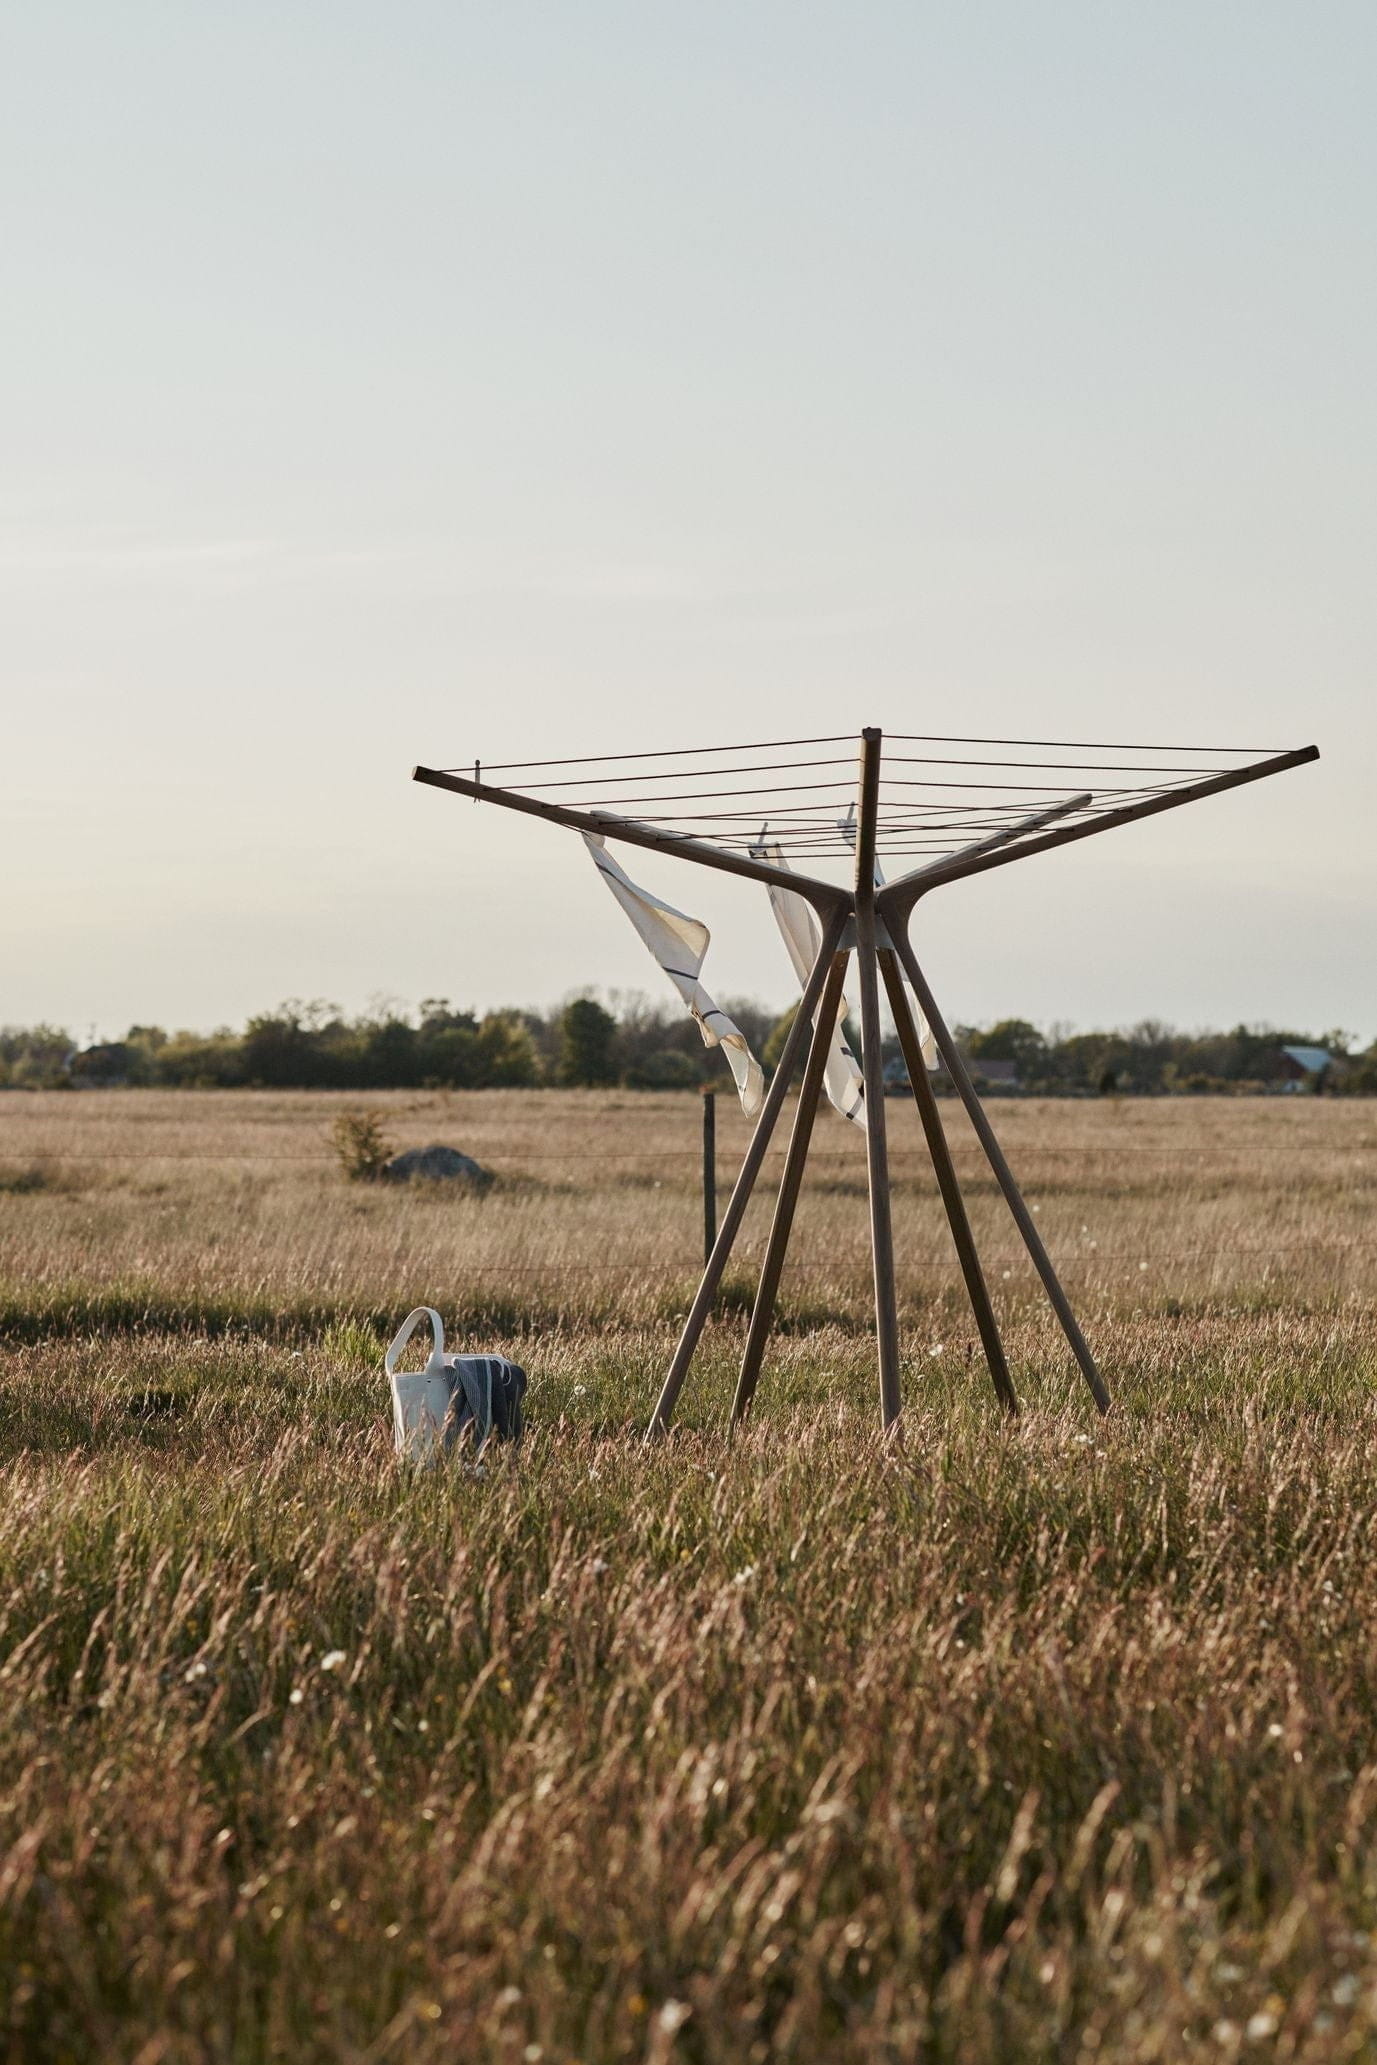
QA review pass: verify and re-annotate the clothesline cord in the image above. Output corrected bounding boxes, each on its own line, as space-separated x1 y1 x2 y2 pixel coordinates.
476 735 855 772
498 755 857 787
467 732 1289 775
566 779 1178 808
604 806 1146 833
581 795 1124 821
499 753 1251 790
887 733 1287 753
876 755 1262 775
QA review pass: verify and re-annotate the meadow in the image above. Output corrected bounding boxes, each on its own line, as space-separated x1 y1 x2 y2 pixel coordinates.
0 1086 1375 2062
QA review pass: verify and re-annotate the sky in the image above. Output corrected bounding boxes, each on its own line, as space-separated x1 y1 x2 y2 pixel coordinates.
3 3 1374 1043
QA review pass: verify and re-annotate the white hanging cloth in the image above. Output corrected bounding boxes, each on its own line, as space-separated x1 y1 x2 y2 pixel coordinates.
750 838 866 1128
582 833 765 1117
833 806 937 1072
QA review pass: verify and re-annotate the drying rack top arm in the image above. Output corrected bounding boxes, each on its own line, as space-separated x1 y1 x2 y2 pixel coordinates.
412 765 852 911
876 792 1093 926
877 745 1318 919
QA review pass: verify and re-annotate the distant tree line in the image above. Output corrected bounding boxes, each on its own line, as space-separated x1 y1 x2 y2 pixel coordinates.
0 997 776 1094
956 1017 1375 1095
1 1002 1374 1095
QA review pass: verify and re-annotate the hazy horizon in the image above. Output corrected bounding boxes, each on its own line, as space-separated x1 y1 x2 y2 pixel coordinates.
4 5 1372 1042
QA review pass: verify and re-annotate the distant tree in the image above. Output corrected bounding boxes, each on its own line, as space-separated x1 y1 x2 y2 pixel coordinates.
1218 1023 1287 1085
763 1000 861 1082
477 1011 540 1087
558 998 618 1087
1336 1042 1377 1096
241 1009 316 1087
154 1029 246 1087
416 1001 482 1087
624 1048 699 1089
967 1018 1047 1081
606 990 698 1078
762 1004 799 1077
127 1022 166 1047
357 1013 420 1089
0 1025 75 1088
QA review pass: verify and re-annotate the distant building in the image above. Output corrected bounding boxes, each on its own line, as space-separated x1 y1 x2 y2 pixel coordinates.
883 1052 1022 1095
967 1058 1021 1093
882 1054 911 1095
69 1041 132 1087
1278 1044 1340 1091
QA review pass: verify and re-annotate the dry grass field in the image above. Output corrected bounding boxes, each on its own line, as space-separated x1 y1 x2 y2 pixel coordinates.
1 1087 1375 2061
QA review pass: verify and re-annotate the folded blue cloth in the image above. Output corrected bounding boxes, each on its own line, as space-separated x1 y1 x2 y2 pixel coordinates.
442 1354 527 1450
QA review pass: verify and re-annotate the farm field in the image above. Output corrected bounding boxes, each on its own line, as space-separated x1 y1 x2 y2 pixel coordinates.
1 1086 1376 2061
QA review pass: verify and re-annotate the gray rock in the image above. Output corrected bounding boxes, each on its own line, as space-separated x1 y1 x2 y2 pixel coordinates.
381 1145 494 1190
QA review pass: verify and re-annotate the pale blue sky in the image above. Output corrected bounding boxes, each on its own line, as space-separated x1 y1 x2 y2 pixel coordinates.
3 4 1373 1039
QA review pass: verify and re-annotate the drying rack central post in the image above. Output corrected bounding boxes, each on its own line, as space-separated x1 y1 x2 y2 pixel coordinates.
853 728 903 1430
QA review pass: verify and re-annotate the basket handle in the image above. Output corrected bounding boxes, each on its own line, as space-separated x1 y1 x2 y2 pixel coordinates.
384 1307 447 1378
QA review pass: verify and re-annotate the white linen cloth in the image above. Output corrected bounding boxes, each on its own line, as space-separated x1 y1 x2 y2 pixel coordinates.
833 809 938 1071
752 833 938 1127
750 839 866 1128
582 833 765 1117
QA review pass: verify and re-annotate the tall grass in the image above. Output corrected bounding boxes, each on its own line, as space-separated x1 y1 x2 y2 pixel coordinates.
2 1089 1373 1337
0 1090 1374 2058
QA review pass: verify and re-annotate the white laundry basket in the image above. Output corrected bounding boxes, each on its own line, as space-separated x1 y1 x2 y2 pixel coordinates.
386 1307 454 1463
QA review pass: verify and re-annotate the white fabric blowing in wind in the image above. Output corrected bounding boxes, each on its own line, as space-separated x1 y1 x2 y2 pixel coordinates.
832 807 938 1071
751 839 866 1129
582 833 765 1117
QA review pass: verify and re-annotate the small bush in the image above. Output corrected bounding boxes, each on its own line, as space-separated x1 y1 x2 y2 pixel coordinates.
330 1110 393 1183
321 1318 383 1367
0 1160 70 1195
